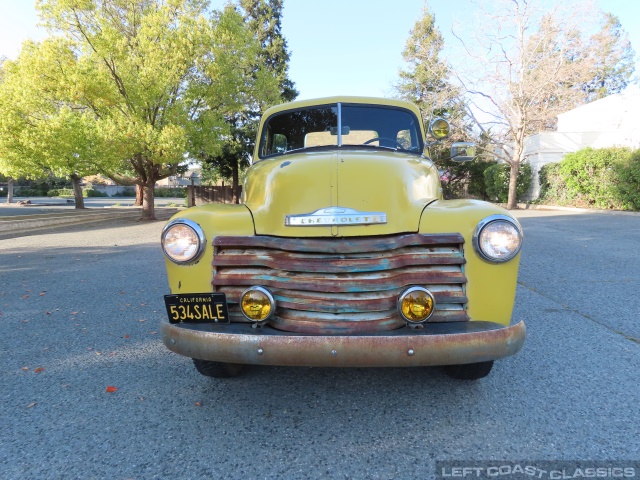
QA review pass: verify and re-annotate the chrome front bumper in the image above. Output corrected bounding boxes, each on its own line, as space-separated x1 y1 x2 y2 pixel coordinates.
161 320 525 368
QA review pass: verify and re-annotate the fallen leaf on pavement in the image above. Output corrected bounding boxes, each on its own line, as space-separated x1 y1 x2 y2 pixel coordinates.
34 367 45 373
123 334 130 339
21 367 29 371
194 401 202 407
105 386 118 393
26 402 37 408
22 295 29 299
39 292 46 296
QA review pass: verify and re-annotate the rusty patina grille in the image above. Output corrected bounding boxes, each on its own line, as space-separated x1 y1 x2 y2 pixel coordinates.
212 234 468 334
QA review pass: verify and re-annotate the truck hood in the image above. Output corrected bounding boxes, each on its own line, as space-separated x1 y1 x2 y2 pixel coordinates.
243 149 441 237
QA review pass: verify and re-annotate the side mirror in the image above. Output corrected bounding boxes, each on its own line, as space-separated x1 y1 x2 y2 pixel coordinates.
450 142 476 162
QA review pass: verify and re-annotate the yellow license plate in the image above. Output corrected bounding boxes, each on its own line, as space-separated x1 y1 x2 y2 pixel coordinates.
164 293 229 324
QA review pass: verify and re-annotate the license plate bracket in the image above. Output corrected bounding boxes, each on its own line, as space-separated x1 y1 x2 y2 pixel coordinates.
164 293 230 324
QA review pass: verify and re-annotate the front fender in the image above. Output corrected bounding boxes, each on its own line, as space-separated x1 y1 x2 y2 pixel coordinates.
419 199 522 326
163 204 255 294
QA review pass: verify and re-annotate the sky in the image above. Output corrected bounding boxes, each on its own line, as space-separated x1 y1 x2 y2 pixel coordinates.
1 0 639 100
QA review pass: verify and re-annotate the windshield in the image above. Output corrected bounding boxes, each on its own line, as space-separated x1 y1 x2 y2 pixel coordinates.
258 103 423 159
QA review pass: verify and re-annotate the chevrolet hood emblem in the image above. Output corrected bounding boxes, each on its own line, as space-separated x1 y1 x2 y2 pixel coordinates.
285 207 387 226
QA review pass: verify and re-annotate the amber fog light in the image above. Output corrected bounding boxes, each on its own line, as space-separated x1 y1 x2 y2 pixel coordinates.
240 286 275 322
429 118 451 140
398 287 435 324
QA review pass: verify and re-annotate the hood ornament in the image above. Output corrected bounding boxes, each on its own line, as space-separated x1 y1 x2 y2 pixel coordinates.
285 207 387 226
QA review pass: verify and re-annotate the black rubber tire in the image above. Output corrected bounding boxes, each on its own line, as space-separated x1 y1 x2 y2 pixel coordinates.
192 359 245 378
443 361 494 380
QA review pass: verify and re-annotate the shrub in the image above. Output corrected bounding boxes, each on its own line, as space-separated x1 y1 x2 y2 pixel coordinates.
154 187 187 198
613 149 640 210
538 162 568 204
484 162 532 203
83 188 108 197
558 147 631 209
440 159 497 200
47 189 59 197
56 188 75 197
15 187 48 197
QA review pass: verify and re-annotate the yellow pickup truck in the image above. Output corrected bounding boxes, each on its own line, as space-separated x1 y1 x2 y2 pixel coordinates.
160 96 525 380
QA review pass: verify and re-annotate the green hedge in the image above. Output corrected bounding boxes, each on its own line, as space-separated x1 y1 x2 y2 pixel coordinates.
84 188 108 197
16 187 48 197
539 147 638 210
440 159 497 200
612 149 640 210
154 187 187 198
483 162 532 203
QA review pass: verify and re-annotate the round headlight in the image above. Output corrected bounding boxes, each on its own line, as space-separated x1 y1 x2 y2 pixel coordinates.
398 286 435 324
161 219 206 264
473 215 523 263
240 286 275 322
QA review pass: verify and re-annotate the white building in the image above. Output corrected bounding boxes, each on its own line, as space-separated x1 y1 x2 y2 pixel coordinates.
522 87 640 200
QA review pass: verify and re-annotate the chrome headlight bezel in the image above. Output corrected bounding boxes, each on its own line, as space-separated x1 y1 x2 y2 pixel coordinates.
472 214 523 263
161 218 206 265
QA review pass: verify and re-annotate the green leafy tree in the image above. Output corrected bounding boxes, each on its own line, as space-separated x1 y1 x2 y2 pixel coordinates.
200 0 296 203
36 0 266 219
0 40 111 208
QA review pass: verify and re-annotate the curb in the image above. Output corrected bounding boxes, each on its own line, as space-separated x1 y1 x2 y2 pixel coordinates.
514 203 640 217
0 209 143 234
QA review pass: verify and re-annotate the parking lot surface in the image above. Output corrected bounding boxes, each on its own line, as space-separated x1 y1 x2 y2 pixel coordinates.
0 210 638 479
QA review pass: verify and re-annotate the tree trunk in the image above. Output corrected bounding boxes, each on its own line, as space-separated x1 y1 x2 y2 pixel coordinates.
141 181 156 220
134 184 143 206
232 158 240 204
6 177 13 203
70 174 85 209
507 160 519 210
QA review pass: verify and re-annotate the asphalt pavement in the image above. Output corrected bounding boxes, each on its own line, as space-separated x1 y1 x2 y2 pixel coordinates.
0 209 638 479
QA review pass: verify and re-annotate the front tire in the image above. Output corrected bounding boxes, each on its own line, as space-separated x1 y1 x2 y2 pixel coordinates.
192 359 244 378
443 361 494 380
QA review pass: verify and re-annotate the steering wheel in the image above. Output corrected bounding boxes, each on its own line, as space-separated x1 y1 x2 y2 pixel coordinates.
363 137 403 149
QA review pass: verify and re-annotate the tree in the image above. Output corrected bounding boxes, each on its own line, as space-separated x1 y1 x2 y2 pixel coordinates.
396 5 462 122
240 0 297 103
396 4 491 201
452 0 632 209
582 13 636 102
0 40 111 208
36 0 266 220
200 0 296 203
